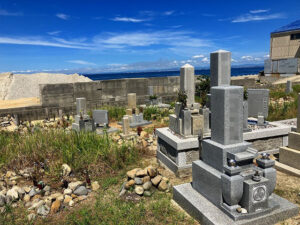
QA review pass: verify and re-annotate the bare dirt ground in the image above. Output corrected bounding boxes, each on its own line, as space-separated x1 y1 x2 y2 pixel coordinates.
0 97 40 109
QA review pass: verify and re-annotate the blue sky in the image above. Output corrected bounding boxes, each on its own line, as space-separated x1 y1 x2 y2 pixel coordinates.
0 0 299 73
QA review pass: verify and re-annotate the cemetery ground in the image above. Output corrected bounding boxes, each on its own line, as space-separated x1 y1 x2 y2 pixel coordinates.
0 104 299 224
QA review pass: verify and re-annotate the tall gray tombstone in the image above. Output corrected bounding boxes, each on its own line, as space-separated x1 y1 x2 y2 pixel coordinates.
148 86 154 96
76 98 87 115
122 116 130 135
180 64 195 106
211 86 243 145
286 80 293 93
210 50 231 87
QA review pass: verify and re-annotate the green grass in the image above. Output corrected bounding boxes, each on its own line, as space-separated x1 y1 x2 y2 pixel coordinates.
267 84 299 121
62 190 195 225
97 106 126 122
143 106 170 121
0 130 140 178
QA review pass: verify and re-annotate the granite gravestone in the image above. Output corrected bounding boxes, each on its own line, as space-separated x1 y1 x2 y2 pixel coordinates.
127 93 137 109
286 80 292 94
173 85 298 224
72 97 95 132
247 89 269 118
93 110 109 126
210 50 231 88
180 64 195 106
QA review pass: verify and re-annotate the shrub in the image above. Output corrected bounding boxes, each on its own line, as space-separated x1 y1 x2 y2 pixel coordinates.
195 76 210 106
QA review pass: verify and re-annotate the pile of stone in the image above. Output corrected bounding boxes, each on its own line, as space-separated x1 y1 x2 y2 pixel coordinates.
0 164 100 221
0 115 12 127
120 166 170 197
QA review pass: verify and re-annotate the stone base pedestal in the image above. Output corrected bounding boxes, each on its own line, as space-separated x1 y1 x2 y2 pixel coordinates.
96 127 119 135
279 146 300 170
173 183 299 225
120 132 137 139
156 127 199 177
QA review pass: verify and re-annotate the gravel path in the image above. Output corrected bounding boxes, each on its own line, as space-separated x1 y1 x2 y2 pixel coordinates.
0 73 91 100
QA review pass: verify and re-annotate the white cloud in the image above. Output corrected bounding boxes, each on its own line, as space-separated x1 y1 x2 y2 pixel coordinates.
0 9 22 16
192 54 204 59
112 17 145 23
56 13 69 20
163 11 175 16
47 31 61 36
202 57 209 63
231 58 238 62
232 13 284 23
0 36 91 50
264 54 270 58
68 60 96 66
249 9 270 14
94 31 212 48
241 56 253 61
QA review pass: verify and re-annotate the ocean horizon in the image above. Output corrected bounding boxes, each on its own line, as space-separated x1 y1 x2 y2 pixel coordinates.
84 66 264 81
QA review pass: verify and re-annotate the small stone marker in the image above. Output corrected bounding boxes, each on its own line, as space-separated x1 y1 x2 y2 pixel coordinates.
122 116 130 135
285 80 292 93
76 98 87 115
127 93 137 109
180 64 195 106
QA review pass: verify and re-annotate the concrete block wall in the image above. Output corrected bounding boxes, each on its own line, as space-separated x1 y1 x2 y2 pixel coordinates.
0 76 180 121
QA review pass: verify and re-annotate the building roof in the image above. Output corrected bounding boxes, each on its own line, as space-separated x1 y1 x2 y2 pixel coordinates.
272 19 300 34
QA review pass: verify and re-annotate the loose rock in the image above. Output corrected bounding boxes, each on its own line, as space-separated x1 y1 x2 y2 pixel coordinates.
74 186 88 196
64 188 72 195
134 186 144 195
62 164 71 176
158 180 168 191
68 181 83 191
125 180 135 189
50 200 61 214
136 169 147 177
134 177 143 185
151 175 162 186
127 168 140 179
91 181 100 191
143 181 152 190
37 205 50 217
27 213 36 221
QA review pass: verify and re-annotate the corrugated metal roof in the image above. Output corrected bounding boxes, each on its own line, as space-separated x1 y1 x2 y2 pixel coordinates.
272 19 300 34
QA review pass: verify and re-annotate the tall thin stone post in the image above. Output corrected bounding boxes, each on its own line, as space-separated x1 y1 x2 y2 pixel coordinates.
122 116 130 135
76 98 87 115
127 93 137 109
210 50 231 88
180 64 195 106
286 80 292 93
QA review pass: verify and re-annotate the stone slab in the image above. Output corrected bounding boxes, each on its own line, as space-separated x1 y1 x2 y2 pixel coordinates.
96 127 119 135
275 161 300 178
288 132 300 150
129 120 152 128
279 146 300 170
243 122 291 140
157 149 192 177
173 183 299 225
156 127 199 151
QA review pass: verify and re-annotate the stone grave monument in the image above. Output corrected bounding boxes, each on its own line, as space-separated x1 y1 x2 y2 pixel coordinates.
93 110 119 134
173 85 299 224
279 93 300 170
122 93 152 128
247 89 269 125
120 115 137 138
156 64 203 177
72 97 96 132
286 80 292 94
